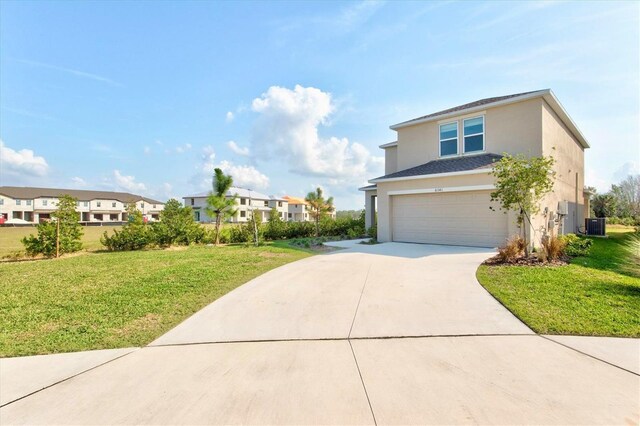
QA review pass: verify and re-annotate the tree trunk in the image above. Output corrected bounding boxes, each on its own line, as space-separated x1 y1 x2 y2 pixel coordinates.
215 214 221 246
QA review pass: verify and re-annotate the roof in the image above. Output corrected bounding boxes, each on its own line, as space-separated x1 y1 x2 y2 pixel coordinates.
0 186 163 204
389 89 589 149
379 141 398 149
282 195 308 205
184 187 282 201
370 153 502 183
359 184 377 191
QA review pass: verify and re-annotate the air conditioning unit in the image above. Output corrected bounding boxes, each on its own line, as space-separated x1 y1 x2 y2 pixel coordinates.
557 200 569 216
585 218 606 236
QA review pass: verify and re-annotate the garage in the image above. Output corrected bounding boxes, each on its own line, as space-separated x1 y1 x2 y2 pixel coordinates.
391 190 508 248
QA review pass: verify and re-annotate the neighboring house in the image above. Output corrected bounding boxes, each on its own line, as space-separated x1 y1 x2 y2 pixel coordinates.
361 89 590 248
183 187 288 223
0 187 164 224
282 195 337 222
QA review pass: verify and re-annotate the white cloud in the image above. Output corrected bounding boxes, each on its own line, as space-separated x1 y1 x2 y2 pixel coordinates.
113 170 147 192
192 146 269 190
250 85 383 184
0 140 49 177
143 146 151 155
226 111 235 122
613 162 640 182
227 140 250 156
175 143 192 154
71 176 87 187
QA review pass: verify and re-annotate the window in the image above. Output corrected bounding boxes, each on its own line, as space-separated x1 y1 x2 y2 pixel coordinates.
191 198 194 206
194 211 200 221
463 116 484 153
43 200 48 206
240 210 246 218
84 201 89 207
439 122 458 156
26 200 32 206
288 213 292 218
16 199 21 206
0 199 3 205
240 198 246 205
112 202 117 208
140 203 144 209
278 201 282 207
152 204 156 209
264 200 268 207
97 202 102 207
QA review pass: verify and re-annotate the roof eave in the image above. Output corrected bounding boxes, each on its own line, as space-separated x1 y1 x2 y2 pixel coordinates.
542 91 590 149
378 141 398 149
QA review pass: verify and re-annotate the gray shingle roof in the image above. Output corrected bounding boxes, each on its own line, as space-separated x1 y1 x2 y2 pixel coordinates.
0 186 164 204
371 153 502 182
392 90 545 128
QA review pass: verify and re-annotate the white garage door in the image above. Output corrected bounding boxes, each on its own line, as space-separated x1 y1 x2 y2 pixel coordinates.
391 190 508 248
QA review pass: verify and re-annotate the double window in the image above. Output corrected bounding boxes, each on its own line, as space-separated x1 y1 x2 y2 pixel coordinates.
439 115 485 157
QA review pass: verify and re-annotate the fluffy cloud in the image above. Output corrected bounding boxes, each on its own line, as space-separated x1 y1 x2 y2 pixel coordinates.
226 111 235 122
113 170 147 192
193 146 269 190
71 176 87 187
0 140 49 177
250 85 383 183
227 140 250 156
175 143 192 154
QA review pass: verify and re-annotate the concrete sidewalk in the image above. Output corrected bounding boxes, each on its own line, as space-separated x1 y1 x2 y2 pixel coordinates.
2 242 638 425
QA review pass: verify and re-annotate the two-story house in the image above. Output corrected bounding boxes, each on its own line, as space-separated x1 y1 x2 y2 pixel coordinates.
0 187 165 224
361 89 590 248
184 187 288 223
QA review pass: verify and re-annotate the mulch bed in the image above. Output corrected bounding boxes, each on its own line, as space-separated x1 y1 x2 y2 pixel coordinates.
483 254 569 267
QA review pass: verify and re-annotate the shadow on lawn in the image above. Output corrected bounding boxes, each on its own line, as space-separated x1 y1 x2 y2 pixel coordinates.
572 231 640 280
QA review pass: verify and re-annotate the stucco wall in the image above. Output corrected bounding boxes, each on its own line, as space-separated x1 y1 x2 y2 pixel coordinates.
384 146 398 174
395 98 544 171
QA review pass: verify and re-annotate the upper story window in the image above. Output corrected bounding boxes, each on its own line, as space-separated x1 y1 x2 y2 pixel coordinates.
152 204 156 209
140 203 144 209
240 198 246 205
112 202 117 208
463 116 484 153
16 200 21 206
84 201 89 207
0 199 4 205
97 201 102 207
26 200 32 206
264 200 268 207
43 200 48 206
278 201 282 207
439 122 458 157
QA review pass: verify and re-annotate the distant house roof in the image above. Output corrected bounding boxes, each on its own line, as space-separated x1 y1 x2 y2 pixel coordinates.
183 187 283 202
282 195 308 205
358 184 377 191
379 141 398 149
0 186 163 204
389 89 589 148
370 153 502 183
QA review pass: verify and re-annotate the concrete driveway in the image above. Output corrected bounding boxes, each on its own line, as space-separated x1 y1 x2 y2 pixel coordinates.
2 242 638 425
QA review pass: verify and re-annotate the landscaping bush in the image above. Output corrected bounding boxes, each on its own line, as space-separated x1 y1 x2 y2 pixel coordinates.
606 216 640 226
560 233 593 257
539 234 566 262
101 224 153 251
151 199 205 247
496 235 525 263
367 225 377 240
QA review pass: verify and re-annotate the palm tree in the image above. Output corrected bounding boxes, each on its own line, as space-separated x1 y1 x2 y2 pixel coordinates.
205 168 238 245
305 187 334 237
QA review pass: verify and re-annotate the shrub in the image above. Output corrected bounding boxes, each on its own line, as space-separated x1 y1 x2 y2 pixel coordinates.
496 235 525 263
559 233 593 257
151 199 205 246
367 225 377 240
101 224 153 251
22 195 83 257
539 234 566 262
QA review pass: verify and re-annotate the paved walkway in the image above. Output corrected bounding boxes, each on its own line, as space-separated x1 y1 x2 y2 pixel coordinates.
1 242 638 425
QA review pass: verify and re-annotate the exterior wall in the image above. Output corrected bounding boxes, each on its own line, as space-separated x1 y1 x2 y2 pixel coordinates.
375 172 519 243
268 200 289 221
396 98 544 171
537 100 586 236
384 146 398 174
186 196 279 223
364 190 377 230
287 204 308 222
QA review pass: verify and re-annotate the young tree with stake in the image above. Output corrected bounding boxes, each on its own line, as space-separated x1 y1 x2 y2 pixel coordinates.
305 187 334 237
205 168 238 245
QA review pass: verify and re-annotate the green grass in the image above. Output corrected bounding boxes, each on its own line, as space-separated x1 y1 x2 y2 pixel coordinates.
0 244 309 357
477 227 640 337
0 225 119 257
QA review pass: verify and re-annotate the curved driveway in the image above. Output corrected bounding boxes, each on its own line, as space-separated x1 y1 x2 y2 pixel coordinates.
2 242 638 425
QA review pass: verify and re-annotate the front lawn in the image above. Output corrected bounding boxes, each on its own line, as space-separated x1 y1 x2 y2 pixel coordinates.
477 227 640 337
0 244 309 357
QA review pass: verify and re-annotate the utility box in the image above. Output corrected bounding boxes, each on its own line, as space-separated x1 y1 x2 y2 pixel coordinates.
557 200 569 216
585 218 606 236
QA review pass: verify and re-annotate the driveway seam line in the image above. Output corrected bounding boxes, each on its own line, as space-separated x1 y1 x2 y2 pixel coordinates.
348 339 378 426
348 264 372 339
0 348 139 408
539 335 639 377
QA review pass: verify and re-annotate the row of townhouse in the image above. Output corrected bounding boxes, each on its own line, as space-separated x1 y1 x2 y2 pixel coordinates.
183 188 336 223
0 187 164 224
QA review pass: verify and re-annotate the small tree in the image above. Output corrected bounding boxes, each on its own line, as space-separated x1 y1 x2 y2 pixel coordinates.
22 195 83 257
101 204 153 251
205 168 238 245
592 193 617 218
490 153 555 256
265 207 285 240
305 187 334 237
152 199 204 246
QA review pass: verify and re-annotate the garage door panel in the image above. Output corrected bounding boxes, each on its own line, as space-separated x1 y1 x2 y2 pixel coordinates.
391 191 508 248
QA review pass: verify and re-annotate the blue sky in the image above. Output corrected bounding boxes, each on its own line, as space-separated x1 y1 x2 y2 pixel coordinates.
1 1 638 209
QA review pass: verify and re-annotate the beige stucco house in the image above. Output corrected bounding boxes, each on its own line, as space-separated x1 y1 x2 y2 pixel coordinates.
361 89 590 248
184 187 288 223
